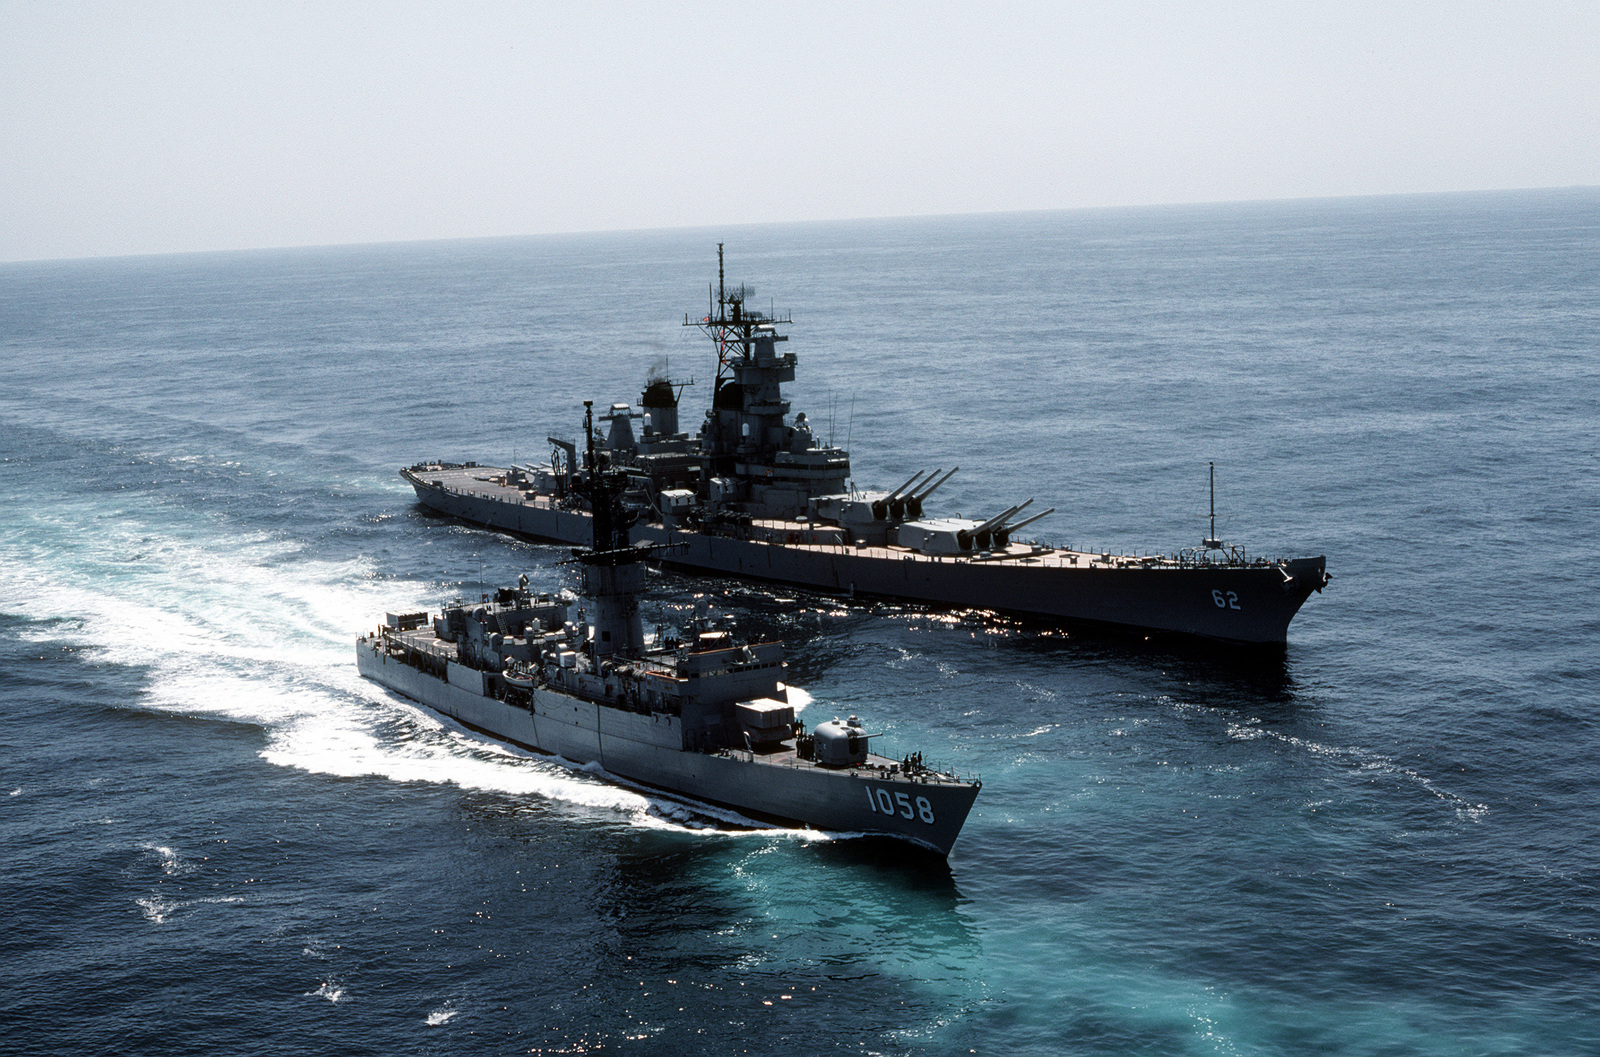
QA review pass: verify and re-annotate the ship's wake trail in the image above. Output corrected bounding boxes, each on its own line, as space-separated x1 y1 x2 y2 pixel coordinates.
0 499 820 839
1223 719 1490 823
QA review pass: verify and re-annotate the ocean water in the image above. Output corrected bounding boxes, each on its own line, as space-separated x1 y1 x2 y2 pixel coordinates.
2 189 1598 1055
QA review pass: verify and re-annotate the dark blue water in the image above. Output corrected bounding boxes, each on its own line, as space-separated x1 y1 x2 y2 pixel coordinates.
3 190 1598 1055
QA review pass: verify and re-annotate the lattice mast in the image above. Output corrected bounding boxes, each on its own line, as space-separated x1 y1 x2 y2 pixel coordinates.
684 242 793 394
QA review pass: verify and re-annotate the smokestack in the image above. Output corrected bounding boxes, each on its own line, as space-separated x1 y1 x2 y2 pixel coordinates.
641 378 679 436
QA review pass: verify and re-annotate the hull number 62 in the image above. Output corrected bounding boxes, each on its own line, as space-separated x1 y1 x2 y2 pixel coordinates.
1212 589 1241 610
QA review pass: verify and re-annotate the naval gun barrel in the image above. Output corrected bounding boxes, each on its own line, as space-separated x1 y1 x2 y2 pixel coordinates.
994 507 1054 547
957 500 1022 550
911 466 958 501
888 469 939 520
873 470 931 520
905 467 958 519
976 498 1032 536
960 499 1034 551
887 470 929 501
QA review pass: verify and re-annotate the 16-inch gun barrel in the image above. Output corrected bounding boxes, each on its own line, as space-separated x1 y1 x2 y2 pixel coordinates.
975 498 1032 535
875 470 932 520
905 467 958 519
911 467 958 502
994 506 1054 546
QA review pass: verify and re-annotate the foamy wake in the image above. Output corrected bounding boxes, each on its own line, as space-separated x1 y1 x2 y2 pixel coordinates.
135 895 174 924
264 689 661 819
136 893 244 924
133 837 239 925
267 694 828 841
307 980 346 1003
1 499 823 841
139 840 197 876
1224 719 1490 822
784 684 813 713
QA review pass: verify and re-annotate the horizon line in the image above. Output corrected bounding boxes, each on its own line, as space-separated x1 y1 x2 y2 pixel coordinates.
4 183 1596 268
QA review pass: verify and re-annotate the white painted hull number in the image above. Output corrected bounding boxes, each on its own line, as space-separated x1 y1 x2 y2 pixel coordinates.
865 784 936 824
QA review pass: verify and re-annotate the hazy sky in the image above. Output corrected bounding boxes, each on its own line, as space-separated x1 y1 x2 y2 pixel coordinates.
3 1 1597 262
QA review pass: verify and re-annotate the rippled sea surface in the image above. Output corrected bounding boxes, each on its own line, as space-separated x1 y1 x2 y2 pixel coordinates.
3 190 1598 1055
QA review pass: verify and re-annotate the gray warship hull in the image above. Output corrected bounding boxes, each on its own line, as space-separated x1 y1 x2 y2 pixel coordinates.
404 465 1326 645
357 638 978 854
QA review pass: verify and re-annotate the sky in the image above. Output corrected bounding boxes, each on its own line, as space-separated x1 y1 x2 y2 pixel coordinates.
2 1 1597 262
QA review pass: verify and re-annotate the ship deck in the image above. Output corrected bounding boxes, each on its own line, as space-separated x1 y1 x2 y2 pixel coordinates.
366 616 974 789
406 462 1283 572
699 741 976 788
382 623 691 685
381 625 454 659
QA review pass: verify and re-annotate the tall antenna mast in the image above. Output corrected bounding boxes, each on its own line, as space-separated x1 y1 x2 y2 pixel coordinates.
684 243 792 389
1204 461 1222 549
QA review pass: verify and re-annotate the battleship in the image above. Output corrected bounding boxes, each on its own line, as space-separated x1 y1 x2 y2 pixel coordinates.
360 404 980 855
404 247 1328 644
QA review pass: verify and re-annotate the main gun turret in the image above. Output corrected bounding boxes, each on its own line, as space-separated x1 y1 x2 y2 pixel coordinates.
872 470 931 521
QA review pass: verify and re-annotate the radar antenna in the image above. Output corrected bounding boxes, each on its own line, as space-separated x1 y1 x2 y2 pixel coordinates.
684 243 792 390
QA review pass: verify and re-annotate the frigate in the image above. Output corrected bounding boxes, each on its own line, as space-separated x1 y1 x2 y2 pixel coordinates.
361 404 980 855
403 247 1329 645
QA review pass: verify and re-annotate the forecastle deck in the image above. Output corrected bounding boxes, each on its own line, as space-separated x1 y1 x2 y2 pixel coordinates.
403 463 1326 644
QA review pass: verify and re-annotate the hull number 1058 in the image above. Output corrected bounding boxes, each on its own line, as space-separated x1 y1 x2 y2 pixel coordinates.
866 785 936 824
